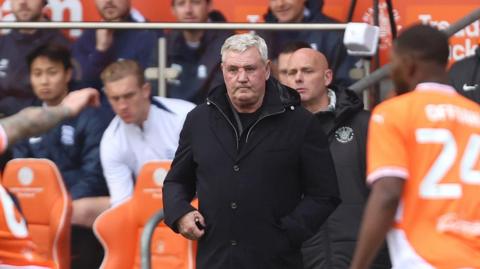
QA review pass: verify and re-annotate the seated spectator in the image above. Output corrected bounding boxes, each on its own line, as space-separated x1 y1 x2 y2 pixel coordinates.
276 41 311 84
72 0 160 99
286 48 391 269
12 43 112 269
449 47 479 103
165 0 232 104
0 0 69 117
260 0 358 87
100 60 195 207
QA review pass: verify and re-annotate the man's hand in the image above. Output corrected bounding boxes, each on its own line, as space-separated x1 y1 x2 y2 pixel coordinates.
61 88 100 118
96 29 114 52
177 210 205 240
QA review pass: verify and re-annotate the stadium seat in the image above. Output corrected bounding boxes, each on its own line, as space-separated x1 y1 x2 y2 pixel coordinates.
94 160 197 269
2 158 72 269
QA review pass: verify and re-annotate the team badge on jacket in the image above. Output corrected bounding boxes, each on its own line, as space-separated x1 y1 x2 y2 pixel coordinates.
335 126 354 143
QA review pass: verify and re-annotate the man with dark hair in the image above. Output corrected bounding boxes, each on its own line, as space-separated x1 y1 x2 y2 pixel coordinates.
72 0 160 96
13 43 112 269
163 33 340 269
350 24 480 269
286 48 390 269
261 0 358 88
449 47 480 103
0 87 100 269
276 41 311 84
166 0 232 104
0 0 69 117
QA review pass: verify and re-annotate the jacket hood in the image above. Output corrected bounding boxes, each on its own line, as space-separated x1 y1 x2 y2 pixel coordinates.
332 85 364 117
206 77 301 113
317 85 364 133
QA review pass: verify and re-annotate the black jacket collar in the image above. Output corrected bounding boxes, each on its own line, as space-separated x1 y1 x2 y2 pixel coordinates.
206 77 300 117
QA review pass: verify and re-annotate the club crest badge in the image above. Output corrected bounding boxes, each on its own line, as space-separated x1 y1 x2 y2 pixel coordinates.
335 126 354 143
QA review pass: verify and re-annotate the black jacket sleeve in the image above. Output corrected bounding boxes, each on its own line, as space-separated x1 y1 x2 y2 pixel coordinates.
163 112 197 232
280 116 341 247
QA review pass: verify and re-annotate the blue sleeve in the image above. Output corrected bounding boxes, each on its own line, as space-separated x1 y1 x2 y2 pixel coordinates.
63 108 113 199
71 30 115 88
134 30 159 69
12 139 32 158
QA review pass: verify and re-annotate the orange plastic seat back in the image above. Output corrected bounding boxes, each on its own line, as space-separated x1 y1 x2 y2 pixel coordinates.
2 158 72 269
94 160 196 269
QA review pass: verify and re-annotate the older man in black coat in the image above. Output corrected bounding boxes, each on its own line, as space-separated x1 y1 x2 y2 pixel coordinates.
163 33 340 269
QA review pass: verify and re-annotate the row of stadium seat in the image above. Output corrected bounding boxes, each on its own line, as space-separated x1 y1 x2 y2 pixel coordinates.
2 158 196 269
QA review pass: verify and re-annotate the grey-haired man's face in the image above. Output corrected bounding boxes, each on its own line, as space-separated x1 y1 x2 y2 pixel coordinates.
222 47 271 112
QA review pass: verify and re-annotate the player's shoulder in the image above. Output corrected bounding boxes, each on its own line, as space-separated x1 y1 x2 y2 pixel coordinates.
453 93 480 112
372 92 415 117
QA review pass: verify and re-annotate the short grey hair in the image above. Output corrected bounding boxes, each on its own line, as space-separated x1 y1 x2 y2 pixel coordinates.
221 33 269 62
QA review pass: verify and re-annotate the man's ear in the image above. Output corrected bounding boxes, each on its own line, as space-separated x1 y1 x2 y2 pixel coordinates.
66 68 73 83
171 2 178 19
142 82 152 97
265 60 271 80
207 0 213 12
403 54 417 78
324 69 333 86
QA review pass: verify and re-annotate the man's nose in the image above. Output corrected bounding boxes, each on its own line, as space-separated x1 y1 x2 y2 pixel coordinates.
237 69 248 82
39 74 49 84
294 72 303 83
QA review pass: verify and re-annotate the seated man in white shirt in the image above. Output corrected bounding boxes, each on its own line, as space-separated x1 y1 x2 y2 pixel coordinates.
100 59 195 206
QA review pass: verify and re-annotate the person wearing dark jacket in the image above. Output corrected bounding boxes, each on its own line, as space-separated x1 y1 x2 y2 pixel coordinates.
261 0 358 88
12 43 112 269
166 0 232 104
0 0 69 117
449 47 480 103
287 48 390 268
72 0 159 97
163 33 340 269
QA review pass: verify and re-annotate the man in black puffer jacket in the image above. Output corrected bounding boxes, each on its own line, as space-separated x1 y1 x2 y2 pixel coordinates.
286 48 391 269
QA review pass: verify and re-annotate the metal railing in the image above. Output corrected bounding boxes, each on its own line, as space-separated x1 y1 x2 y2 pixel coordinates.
0 21 347 31
140 209 164 269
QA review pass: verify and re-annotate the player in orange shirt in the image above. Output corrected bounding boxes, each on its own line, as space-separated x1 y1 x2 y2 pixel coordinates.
0 88 100 268
350 24 480 269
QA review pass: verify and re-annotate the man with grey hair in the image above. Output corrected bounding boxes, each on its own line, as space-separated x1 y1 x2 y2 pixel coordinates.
163 33 340 269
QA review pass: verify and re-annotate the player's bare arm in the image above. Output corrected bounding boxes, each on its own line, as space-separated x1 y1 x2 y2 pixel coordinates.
350 177 404 269
0 88 99 146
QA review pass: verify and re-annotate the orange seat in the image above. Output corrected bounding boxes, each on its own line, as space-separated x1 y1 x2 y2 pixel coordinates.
94 160 196 269
2 158 72 269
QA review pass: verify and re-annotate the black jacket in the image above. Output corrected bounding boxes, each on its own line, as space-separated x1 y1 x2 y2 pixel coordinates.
302 87 390 268
163 78 340 269
449 47 480 103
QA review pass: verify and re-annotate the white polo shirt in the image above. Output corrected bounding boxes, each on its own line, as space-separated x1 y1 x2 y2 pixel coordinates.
100 97 195 206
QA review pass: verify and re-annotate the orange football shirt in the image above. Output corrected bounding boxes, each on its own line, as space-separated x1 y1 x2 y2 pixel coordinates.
367 83 480 268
